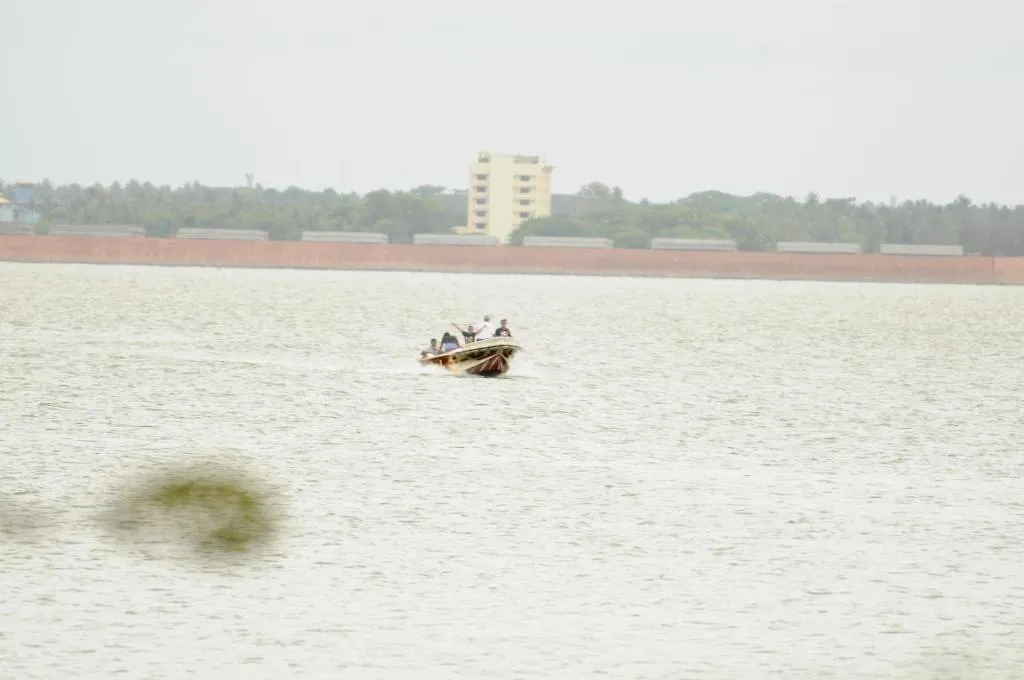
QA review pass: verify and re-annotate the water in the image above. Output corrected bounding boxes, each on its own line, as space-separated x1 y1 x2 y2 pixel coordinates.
1 262 1022 679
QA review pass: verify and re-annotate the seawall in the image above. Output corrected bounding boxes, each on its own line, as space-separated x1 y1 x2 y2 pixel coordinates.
1 235 1023 285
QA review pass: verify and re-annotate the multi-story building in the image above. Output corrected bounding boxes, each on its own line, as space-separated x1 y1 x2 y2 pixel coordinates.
463 151 553 243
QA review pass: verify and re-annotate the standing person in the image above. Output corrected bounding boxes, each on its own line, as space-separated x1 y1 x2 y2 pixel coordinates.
493 318 512 338
451 321 476 344
473 315 494 340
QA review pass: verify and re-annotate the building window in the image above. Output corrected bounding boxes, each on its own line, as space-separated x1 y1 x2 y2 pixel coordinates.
475 174 488 180
474 210 486 217
518 175 532 181
475 198 486 205
474 222 487 230
518 199 530 206
474 185 487 193
519 187 531 194
518 212 531 219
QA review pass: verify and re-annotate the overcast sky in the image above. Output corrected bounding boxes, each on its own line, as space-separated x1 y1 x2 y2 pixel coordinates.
2 0 1020 204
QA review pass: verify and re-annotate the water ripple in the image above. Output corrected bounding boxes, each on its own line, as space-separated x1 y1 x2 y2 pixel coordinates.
1 263 1022 679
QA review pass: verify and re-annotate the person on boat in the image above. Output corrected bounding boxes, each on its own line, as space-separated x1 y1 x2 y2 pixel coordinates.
451 322 476 344
439 332 459 352
473 315 495 340
420 339 439 358
493 318 512 338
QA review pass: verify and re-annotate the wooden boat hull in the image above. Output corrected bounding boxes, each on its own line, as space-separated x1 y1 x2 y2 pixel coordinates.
419 338 522 377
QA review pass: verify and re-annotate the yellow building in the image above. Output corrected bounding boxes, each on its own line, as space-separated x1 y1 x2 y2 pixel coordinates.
463 151 553 243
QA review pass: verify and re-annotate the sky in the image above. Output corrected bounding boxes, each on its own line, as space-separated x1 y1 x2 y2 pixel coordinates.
1 0 1021 204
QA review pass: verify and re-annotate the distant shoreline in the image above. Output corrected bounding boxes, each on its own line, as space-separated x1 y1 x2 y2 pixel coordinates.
1 235 1021 286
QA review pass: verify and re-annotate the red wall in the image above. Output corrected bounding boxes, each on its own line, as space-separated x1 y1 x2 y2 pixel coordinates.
993 257 1024 284
1 235 1021 285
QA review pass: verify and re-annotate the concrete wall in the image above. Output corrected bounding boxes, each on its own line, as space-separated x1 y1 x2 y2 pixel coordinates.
0 223 35 235
522 236 613 248
879 243 964 256
176 228 268 240
777 241 862 254
651 238 738 251
1 235 1020 284
413 234 500 246
301 231 389 244
50 224 145 237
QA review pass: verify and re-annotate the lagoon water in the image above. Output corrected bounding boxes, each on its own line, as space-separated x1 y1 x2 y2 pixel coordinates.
1 262 1023 679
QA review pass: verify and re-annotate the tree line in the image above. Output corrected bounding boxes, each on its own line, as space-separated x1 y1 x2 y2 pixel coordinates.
3 179 1022 255
520 183 1024 256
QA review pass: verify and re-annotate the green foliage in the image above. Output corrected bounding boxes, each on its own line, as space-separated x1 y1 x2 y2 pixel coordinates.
511 185 1024 256
613 228 652 249
22 180 467 245
8 179 1024 255
507 216 588 245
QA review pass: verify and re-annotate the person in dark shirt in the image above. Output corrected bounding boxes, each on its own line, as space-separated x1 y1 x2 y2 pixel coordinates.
451 321 476 344
493 318 512 338
439 332 459 352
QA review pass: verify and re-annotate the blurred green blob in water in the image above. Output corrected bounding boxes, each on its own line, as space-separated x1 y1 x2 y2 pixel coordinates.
107 463 281 561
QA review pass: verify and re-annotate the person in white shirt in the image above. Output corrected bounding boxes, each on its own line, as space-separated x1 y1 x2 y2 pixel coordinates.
473 315 494 340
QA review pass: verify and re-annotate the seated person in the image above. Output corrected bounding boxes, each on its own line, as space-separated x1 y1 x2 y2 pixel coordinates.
439 332 459 352
493 318 512 338
420 338 439 358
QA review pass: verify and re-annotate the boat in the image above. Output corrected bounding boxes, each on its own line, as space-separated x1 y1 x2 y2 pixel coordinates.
419 337 522 377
